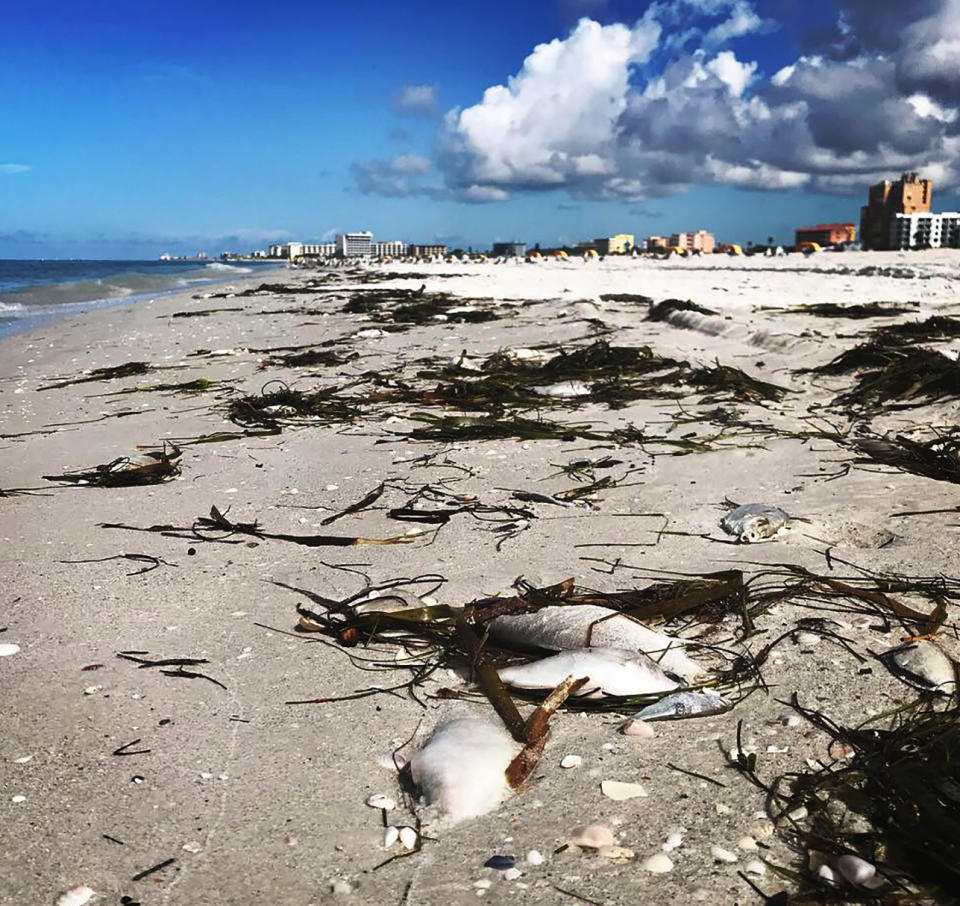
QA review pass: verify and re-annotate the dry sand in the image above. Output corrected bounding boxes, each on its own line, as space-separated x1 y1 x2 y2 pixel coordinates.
1 251 959 905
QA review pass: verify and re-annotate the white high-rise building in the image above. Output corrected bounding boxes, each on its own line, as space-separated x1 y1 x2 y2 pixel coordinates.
890 212 960 249
336 231 374 257
374 240 407 258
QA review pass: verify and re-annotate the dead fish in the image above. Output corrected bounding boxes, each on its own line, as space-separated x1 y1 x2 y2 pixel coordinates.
630 690 729 721
882 640 956 693
720 504 789 543
488 604 704 683
498 647 679 698
410 717 518 823
530 381 592 398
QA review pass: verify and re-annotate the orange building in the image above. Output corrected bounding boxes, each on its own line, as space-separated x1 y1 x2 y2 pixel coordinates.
860 172 932 250
669 230 716 254
794 222 856 247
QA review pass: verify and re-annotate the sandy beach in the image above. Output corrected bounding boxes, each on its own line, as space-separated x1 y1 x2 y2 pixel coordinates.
2 250 959 906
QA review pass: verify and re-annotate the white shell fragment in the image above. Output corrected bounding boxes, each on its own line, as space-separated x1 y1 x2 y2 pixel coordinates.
0 643 21 657
383 826 399 848
498 648 678 698
720 504 789 543
570 824 615 849
398 826 418 850
488 605 704 682
631 690 728 721
365 794 397 810
410 717 518 823
600 780 648 801
711 845 738 863
620 717 655 738
641 853 674 873
835 854 880 888
744 859 766 876
560 755 582 769
55 888 95 906
883 641 956 693
526 850 544 866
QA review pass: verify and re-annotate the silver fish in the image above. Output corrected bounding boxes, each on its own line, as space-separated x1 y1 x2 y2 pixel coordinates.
720 504 789 543
630 690 729 721
882 641 957 693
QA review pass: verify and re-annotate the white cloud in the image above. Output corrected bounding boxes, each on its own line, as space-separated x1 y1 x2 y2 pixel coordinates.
0 163 30 174
394 84 438 116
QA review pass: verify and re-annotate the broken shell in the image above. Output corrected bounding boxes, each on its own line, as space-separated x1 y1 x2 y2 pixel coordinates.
83 686 102 695
744 859 766 876
663 832 683 852
526 850 544 866
620 718 655 738
570 824 615 849
560 755 582 769
55 888 94 906
598 845 635 862
600 780 648 801
640 853 674 873
502 867 523 881
398 826 418 850
365 794 396 810
182 841 203 854
711 845 738 863
737 836 758 851
383 826 399 848
0 643 20 657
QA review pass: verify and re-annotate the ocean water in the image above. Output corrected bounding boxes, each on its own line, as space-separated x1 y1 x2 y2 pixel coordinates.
0 259 281 338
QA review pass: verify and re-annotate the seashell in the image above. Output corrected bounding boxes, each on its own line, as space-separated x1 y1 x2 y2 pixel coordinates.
330 878 352 896
398 826 418 850
711 845 738 863
744 859 766 875
600 780 648 801
598 845 635 861
182 841 203 853
498 648 678 698
570 824 615 849
485 855 515 870
0 643 21 657
530 381 591 398
720 504 789 543
882 641 956 693
835 854 877 887
630 690 728 721
488 605 704 682
55 888 95 906
365 794 396 810
640 853 673 873
502 868 523 881
383 826 399 848
526 850 544 865
620 717 655 738
816 863 837 883
663 832 683 851
560 755 582 769
737 836 758 852
410 717 518 823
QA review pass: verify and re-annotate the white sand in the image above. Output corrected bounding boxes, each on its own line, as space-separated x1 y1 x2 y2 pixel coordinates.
1 250 958 904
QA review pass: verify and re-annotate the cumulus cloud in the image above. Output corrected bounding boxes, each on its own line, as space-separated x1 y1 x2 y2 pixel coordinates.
0 163 30 174
394 84 438 116
356 1 960 202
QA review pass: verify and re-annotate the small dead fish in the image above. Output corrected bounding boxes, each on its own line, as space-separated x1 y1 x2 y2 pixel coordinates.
882 640 956 693
630 690 728 721
498 647 678 698
530 381 591 398
720 504 788 543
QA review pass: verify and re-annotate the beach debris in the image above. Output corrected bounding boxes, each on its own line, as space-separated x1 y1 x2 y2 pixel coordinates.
600 780 648 801
559 755 582 769
100 377 227 395
38 361 152 391
569 824 615 849
116 652 226 690
647 298 718 321
630 690 729 721
484 855 516 870
486 604 705 683
320 483 386 526
640 853 674 873
881 640 957 693
663 832 683 851
498 648 679 698
383 827 399 848
711 845 738 863
398 827 418 850
620 717 655 737
329 878 352 896
771 300 919 319
43 446 182 487
0 643 21 657
182 841 203 854
743 859 766 876
720 503 789 543
171 307 243 318
848 429 960 485
526 850 544 865
228 381 364 430
365 794 396 810
530 380 591 398
54 887 95 906
409 717 518 824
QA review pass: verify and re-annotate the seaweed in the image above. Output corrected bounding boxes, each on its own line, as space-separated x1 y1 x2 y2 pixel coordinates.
683 362 789 403
869 314 960 344
772 301 919 319
835 348 960 408
598 293 654 304
849 430 960 485
38 361 152 391
227 380 365 429
43 445 182 487
343 288 505 326
170 307 243 318
98 377 225 395
259 349 359 369
647 298 718 321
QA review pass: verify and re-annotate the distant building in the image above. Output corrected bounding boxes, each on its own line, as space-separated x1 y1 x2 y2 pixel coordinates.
860 172 933 250
644 235 668 251
252 250 267 258
670 230 716 254
890 212 960 249
794 223 856 247
593 234 634 255
159 253 172 261
409 244 447 259
374 240 407 258
335 231 374 257
492 241 526 258
298 243 335 257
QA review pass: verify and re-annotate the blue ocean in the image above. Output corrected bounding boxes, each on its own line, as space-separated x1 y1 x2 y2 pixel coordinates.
0 259 281 338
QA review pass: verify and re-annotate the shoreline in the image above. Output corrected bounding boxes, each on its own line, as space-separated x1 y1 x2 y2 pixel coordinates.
2 251 959 905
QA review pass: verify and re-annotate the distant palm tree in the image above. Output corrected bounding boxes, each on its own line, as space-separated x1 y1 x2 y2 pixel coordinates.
767 235 773 246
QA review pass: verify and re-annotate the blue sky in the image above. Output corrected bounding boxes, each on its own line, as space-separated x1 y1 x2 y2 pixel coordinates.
1 0 958 257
